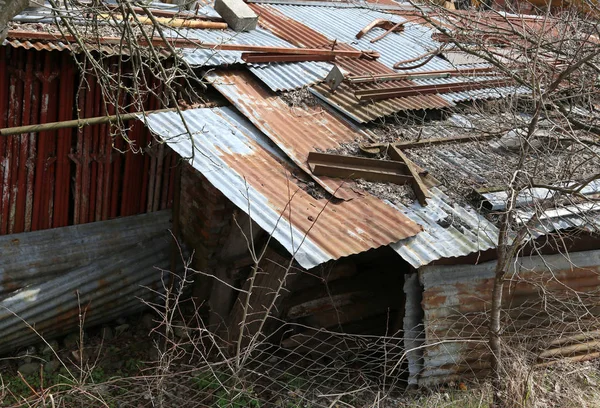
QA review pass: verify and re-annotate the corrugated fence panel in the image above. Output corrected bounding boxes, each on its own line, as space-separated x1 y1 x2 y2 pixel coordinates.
0 48 174 235
0 210 177 353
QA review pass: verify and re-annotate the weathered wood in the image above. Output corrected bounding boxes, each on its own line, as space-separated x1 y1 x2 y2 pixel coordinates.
291 259 358 292
287 291 375 319
389 145 431 206
302 294 400 329
226 248 301 347
209 212 263 332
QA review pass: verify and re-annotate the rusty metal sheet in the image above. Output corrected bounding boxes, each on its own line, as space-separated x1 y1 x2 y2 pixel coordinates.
208 69 371 200
0 47 174 233
250 4 453 121
0 210 177 353
414 250 600 386
141 106 422 269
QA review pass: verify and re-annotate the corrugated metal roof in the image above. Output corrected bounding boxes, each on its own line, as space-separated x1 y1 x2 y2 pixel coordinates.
8 2 327 91
0 211 176 353
140 106 422 269
262 4 446 71
207 69 369 200
166 26 329 90
2 38 71 52
310 83 451 123
248 60 331 91
389 188 499 268
252 3 524 119
251 4 454 121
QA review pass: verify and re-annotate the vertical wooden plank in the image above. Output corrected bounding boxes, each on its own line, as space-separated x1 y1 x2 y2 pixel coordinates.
226 249 300 347
0 48 8 234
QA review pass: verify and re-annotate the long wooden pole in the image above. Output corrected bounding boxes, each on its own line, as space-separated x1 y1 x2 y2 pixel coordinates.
0 108 175 136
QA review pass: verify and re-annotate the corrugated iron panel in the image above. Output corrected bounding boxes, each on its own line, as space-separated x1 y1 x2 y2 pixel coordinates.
0 48 174 234
2 39 71 52
168 26 294 66
263 4 447 71
389 188 499 268
416 250 600 385
140 106 421 269
253 4 524 119
164 25 329 90
248 60 331 91
482 179 600 211
252 3 453 121
0 210 171 295
0 211 176 353
207 69 369 200
310 83 451 123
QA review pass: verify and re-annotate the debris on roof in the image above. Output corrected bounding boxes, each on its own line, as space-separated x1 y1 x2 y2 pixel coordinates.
140 106 423 269
5 0 597 271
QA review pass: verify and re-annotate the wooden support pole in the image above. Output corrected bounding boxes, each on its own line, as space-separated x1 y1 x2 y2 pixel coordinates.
0 108 174 136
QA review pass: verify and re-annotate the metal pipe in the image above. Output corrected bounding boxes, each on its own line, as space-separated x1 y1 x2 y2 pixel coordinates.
355 79 512 101
346 67 495 84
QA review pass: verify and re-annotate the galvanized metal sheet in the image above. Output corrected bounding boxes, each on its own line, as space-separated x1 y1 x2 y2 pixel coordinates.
253 4 526 118
141 106 422 269
248 60 331 91
482 179 600 211
207 69 369 200
416 250 600 385
10 2 322 91
389 187 499 268
251 3 453 121
166 25 329 90
0 211 176 353
264 4 447 71
0 211 171 295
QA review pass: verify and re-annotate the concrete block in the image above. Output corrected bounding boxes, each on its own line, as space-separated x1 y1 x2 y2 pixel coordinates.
214 0 258 32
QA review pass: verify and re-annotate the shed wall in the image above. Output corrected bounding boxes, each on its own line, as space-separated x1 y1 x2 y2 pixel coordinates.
412 250 600 385
0 47 174 234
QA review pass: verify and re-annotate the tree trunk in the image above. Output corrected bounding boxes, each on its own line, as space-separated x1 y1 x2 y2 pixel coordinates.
0 0 30 42
489 268 505 394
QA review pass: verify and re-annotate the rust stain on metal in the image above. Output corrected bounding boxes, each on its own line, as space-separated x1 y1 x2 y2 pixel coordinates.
0 47 174 234
210 69 371 200
417 252 600 385
208 109 423 263
251 4 451 121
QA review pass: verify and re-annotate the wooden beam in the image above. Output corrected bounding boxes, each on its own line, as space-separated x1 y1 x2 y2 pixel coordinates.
388 145 431 206
226 249 301 347
209 212 263 332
